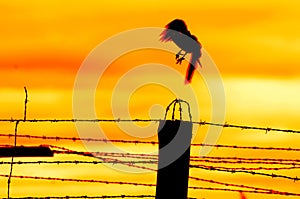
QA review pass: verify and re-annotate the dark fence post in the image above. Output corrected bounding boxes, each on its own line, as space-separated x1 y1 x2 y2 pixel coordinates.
155 99 193 199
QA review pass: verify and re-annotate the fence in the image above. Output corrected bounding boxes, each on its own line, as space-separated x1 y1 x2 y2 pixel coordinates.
1 88 300 199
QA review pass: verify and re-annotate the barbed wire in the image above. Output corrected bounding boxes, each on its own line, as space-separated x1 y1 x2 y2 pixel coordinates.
190 158 300 166
40 145 300 168
2 160 300 172
189 176 300 196
48 145 300 166
1 195 156 199
2 89 300 198
2 134 300 152
194 165 300 182
13 144 299 182
193 156 300 164
190 164 300 171
1 174 299 197
188 186 300 196
0 118 300 134
0 160 157 165
0 174 156 187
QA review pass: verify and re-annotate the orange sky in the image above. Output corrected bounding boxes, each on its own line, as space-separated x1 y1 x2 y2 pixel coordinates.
1 1 300 199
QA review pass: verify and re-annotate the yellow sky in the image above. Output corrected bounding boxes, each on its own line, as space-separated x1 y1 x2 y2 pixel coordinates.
1 1 300 199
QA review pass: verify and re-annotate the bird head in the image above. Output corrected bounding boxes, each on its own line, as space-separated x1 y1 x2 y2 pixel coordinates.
160 19 188 42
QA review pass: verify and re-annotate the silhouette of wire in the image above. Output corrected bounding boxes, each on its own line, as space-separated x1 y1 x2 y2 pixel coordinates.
1 195 197 199
191 156 300 164
188 186 300 196
190 158 300 166
2 160 299 172
48 145 300 165
1 195 156 199
0 174 156 187
46 145 300 168
0 118 300 134
1 174 299 197
41 146 300 182
193 165 300 181
190 164 300 171
2 133 300 152
189 176 300 196
0 160 157 165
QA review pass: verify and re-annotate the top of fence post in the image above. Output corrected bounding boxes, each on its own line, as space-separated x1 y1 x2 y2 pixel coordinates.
163 98 192 122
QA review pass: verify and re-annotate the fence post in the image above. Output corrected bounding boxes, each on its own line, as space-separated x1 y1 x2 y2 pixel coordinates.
155 99 193 199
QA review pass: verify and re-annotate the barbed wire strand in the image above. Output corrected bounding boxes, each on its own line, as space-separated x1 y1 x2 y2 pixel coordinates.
2 134 300 152
189 176 300 196
190 158 300 166
46 145 300 166
2 160 300 172
0 174 156 187
8 145 293 196
1 174 300 197
192 156 300 163
194 165 300 182
35 146 300 182
0 118 300 134
190 164 300 171
188 186 300 196
0 160 158 165
1 195 156 199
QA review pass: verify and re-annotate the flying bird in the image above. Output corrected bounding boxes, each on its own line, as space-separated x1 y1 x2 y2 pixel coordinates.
160 19 202 84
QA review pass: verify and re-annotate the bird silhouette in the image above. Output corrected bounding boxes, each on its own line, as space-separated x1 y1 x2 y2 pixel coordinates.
160 19 202 84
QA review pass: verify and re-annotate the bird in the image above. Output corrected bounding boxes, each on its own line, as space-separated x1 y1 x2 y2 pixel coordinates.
160 19 202 84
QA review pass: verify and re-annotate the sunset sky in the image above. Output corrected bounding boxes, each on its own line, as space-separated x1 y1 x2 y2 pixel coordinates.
1 1 300 199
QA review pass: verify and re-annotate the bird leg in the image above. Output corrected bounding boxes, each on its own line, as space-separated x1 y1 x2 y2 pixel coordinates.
176 51 187 65
176 50 183 60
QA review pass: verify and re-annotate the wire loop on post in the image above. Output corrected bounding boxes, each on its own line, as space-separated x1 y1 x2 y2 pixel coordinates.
163 99 192 122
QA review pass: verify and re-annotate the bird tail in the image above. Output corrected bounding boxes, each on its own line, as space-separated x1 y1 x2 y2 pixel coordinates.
239 192 247 199
185 53 200 84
